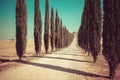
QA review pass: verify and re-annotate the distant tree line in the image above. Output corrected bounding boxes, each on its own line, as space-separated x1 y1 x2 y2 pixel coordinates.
78 0 120 79
44 0 74 53
54 9 74 50
16 0 74 59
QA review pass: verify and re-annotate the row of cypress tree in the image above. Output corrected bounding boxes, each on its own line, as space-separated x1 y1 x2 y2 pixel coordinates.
16 0 74 60
78 0 120 79
78 0 102 62
44 0 74 53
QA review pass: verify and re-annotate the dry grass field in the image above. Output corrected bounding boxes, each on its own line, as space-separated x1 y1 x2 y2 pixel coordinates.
0 39 51 58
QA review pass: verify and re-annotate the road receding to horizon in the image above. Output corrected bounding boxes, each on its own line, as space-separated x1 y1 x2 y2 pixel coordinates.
0 35 119 80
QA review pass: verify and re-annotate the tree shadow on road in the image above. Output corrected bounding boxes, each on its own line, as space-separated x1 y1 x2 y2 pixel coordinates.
15 60 108 79
52 53 86 57
41 56 93 63
0 59 11 63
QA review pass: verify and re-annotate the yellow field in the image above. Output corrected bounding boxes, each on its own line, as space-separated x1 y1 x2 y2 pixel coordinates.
0 39 51 57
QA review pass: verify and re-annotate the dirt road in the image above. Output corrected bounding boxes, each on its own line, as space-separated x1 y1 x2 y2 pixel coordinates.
0 35 110 80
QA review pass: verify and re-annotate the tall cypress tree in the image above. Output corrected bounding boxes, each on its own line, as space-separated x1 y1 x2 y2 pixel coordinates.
89 0 102 62
62 27 65 47
62 26 74 47
78 0 90 52
85 0 90 55
55 9 59 50
60 20 63 48
78 0 102 62
50 7 55 51
44 0 49 53
16 0 27 60
58 18 61 49
103 0 120 79
115 0 120 63
34 0 42 56
64 26 68 47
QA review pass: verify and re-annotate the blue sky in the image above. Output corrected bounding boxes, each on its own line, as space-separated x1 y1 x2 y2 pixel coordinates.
0 0 103 40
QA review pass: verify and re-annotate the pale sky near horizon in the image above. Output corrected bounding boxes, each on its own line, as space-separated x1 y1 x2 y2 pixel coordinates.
0 0 103 40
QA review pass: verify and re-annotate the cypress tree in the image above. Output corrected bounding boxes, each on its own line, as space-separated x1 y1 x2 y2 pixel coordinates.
62 27 65 47
63 26 66 47
55 9 59 50
16 0 27 60
50 7 55 51
60 20 63 48
64 26 68 47
44 0 49 53
85 0 90 55
63 26 74 47
115 0 120 63
34 0 42 56
88 0 102 62
78 0 90 54
103 0 120 79
78 0 102 62
58 18 61 49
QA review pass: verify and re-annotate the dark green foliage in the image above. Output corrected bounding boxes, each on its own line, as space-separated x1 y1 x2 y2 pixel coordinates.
60 20 63 48
34 0 42 55
16 0 27 60
103 0 120 79
50 7 55 51
62 27 65 47
78 0 90 53
58 18 61 49
44 0 49 53
63 26 74 47
115 1 120 62
78 0 102 62
54 9 74 49
55 10 59 50
64 27 69 47
89 0 102 62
